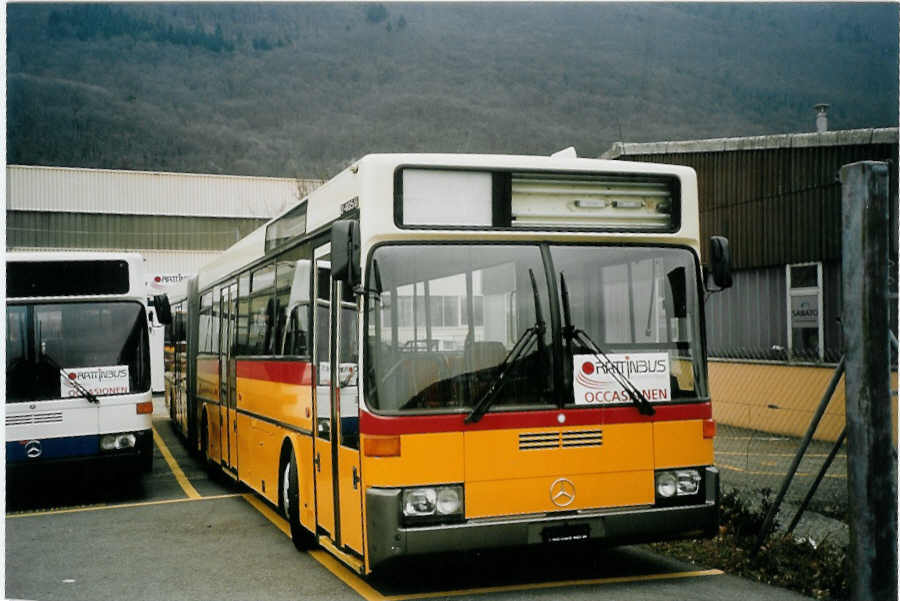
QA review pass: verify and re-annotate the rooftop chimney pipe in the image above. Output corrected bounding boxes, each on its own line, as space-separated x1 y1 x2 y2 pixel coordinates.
814 103 830 133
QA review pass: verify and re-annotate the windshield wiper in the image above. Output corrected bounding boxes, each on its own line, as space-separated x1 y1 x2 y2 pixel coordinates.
38 347 100 404
465 269 546 424
560 272 655 416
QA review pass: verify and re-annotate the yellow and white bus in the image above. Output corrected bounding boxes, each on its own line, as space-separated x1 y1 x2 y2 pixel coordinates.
165 152 732 574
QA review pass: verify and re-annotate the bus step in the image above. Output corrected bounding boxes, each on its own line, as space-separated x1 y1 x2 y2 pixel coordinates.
317 536 365 575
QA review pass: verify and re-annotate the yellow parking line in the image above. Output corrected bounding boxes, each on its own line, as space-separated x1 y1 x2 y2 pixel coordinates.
241 493 290 537
716 451 846 459
6 493 241 519
373 568 724 600
717 462 845 479
241 492 723 601
238 494 388 600
308 550 390 601
152 424 201 499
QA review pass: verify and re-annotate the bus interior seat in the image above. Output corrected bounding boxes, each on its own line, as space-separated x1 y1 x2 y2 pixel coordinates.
465 341 507 370
402 353 450 408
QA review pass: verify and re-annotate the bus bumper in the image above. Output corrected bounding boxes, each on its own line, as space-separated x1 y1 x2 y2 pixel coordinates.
366 466 719 570
6 429 153 475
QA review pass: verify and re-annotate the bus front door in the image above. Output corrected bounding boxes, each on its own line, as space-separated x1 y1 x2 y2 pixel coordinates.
312 243 363 556
219 283 238 474
333 277 363 554
313 245 335 537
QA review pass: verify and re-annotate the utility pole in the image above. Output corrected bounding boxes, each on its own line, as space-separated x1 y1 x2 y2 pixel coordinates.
840 161 896 601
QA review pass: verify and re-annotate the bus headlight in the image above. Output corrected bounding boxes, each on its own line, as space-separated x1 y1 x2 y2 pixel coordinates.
402 485 464 522
402 488 437 516
655 468 703 501
655 471 677 498
436 487 462 515
676 469 702 496
100 433 137 451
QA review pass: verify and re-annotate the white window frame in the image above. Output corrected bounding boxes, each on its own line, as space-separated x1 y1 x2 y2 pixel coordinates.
786 262 824 362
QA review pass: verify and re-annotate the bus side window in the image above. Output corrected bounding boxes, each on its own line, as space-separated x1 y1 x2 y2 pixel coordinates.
248 263 275 356
274 247 310 357
235 274 251 355
284 306 309 356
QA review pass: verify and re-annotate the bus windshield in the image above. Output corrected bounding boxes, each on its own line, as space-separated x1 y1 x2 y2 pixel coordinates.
365 244 706 414
6 301 150 403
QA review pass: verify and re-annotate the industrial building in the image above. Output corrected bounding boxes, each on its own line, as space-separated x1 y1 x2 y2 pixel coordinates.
602 126 899 440
7 127 897 432
6 165 322 389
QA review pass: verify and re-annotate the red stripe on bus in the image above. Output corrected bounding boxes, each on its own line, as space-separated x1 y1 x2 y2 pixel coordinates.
235 360 313 386
359 403 712 435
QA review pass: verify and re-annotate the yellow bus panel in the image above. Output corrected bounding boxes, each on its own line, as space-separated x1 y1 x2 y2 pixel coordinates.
652 419 714 469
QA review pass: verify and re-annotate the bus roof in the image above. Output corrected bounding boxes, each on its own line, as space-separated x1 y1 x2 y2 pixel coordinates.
194 153 699 293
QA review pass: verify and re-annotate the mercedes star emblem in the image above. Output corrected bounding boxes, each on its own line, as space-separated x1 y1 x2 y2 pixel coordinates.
550 477 576 507
25 440 42 459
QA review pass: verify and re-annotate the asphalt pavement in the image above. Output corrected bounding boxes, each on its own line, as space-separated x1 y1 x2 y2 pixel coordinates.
5 395 816 601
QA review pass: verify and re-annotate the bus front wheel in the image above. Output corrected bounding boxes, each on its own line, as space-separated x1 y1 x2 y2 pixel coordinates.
281 449 315 550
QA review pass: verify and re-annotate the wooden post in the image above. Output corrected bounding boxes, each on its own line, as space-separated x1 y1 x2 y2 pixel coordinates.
840 161 896 601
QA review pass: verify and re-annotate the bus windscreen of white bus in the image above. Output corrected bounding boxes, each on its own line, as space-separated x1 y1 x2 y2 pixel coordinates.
6 302 150 403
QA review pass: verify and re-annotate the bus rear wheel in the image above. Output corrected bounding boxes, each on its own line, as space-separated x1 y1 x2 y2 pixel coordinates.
201 412 210 464
281 449 315 550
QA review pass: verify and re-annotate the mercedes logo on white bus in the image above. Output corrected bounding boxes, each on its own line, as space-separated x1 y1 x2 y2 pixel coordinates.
550 478 575 507
25 440 42 459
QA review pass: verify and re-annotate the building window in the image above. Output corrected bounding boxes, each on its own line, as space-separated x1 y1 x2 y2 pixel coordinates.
786 262 823 362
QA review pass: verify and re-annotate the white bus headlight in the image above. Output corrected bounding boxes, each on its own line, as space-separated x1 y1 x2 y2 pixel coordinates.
655 471 677 498
402 485 464 521
100 433 137 451
676 470 702 496
402 488 437 516
436 487 462 515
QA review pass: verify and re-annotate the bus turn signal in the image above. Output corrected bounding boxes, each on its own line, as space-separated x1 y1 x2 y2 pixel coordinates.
136 401 154 415
364 436 401 457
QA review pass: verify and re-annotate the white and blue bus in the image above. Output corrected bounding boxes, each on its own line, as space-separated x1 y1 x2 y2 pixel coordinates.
6 252 170 474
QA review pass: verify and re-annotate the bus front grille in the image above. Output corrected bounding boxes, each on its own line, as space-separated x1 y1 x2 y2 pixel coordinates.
6 412 64 426
519 429 603 450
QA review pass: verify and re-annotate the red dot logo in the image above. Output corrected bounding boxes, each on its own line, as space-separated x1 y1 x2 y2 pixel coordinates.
68 373 77 380
154 276 162 283
581 361 595 375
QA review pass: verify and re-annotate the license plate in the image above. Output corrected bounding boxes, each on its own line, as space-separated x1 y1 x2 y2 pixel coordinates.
541 523 590 543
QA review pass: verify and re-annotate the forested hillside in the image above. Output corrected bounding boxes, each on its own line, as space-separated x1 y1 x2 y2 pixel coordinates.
7 3 898 177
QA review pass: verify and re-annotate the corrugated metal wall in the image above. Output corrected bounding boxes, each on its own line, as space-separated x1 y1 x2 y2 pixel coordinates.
6 165 321 219
706 265 787 360
706 261 844 362
7 211 265 251
613 136 899 363
618 143 898 270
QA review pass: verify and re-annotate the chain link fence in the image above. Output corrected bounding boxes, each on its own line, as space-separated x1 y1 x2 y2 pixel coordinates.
710 355 858 546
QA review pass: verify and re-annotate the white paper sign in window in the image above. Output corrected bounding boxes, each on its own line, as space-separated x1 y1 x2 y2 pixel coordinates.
402 169 493 226
572 352 670 405
61 365 130 397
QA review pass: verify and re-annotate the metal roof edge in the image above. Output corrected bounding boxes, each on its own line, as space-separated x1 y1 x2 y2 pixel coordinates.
600 127 899 158
6 164 320 185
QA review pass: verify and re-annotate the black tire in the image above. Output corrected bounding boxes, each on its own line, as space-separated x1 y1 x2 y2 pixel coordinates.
281 449 316 550
140 431 154 474
201 412 210 463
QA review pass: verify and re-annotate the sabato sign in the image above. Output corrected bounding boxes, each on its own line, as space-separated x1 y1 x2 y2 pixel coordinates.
60 365 130 397
573 352 670 406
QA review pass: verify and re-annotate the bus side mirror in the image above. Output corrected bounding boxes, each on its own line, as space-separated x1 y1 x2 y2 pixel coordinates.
708 236 733 290
153 294 173 326
332 220 361 288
